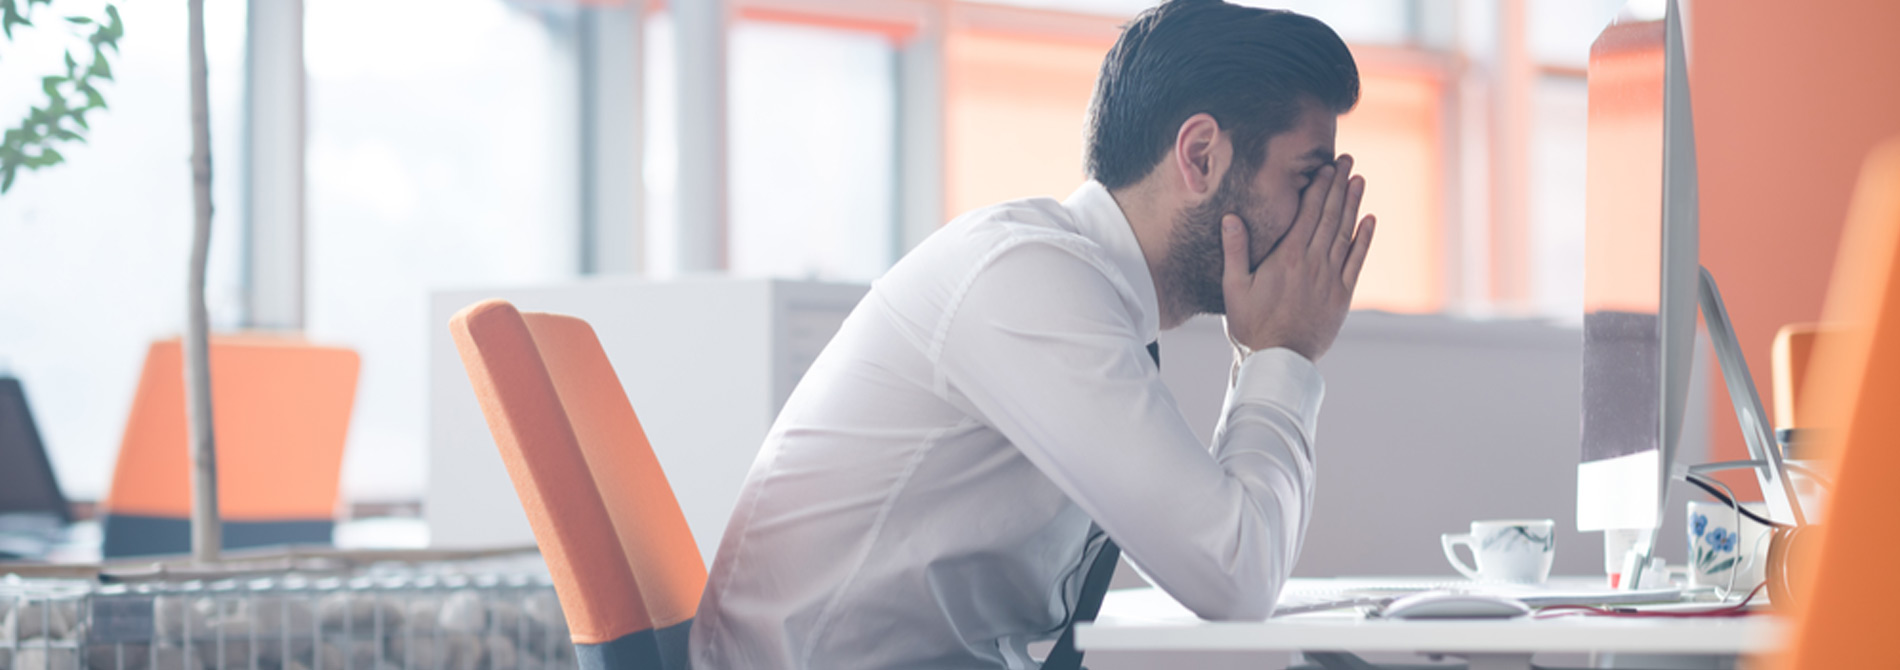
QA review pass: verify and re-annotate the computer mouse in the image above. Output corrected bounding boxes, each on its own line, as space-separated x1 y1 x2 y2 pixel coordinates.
1378 591 1532 620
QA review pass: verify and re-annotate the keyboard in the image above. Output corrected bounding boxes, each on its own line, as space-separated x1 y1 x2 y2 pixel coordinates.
1272 577 1683 617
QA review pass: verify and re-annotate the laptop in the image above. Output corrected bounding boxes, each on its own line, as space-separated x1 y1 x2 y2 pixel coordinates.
0 376 74 560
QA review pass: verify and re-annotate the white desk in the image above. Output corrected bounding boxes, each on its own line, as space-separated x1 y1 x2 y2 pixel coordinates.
1075 585 1782 670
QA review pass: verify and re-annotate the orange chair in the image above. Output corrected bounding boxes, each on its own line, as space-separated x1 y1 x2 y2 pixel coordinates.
101 336 359 558
1771 323 1829 435
1770 137 1900 668
450 300 704 670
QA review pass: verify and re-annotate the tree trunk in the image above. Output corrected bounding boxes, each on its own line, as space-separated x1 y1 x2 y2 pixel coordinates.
185 0 220 564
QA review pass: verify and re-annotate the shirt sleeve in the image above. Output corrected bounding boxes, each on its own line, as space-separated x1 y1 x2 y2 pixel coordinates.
935 241 1323 621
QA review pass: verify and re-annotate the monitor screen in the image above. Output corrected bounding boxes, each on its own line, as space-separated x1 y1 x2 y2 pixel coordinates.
1578 0 1698 536
0 377 69 520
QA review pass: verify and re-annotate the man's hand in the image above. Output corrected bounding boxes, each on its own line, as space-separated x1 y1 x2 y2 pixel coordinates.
1221 154 1376 362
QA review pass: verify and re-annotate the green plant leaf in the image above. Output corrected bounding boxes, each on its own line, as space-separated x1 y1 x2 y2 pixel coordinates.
2 15 26 41
0 0 116 194
1707 557 1736 574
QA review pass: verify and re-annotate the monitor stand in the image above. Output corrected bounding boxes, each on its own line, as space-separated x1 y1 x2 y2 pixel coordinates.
1624 266 1810 590
1693 266 1810 526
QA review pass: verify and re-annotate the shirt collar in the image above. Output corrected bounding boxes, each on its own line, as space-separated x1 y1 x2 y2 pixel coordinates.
1063 180 1161 343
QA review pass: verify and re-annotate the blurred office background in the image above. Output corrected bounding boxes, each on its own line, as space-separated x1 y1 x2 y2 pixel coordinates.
2 0 1898 540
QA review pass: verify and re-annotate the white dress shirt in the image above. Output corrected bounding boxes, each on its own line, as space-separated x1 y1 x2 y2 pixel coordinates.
689 181 1325 669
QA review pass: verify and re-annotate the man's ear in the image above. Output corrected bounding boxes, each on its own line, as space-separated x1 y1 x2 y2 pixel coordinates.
1173 113 1230 201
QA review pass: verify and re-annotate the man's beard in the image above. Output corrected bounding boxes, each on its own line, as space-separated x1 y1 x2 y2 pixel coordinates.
1162 169 1258 317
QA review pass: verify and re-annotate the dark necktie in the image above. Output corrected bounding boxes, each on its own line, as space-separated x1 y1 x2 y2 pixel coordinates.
1042 341 1158 670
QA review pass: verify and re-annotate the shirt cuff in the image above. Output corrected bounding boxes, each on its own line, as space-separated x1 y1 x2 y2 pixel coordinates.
1231 347 1326 433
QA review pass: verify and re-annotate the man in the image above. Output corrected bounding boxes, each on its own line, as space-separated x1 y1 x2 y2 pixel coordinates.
690 1 1372 667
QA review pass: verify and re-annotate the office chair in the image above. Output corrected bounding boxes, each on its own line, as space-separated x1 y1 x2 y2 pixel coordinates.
101 336 358 557
1770 138 1900 668
1771 324 1824 438
451 299 703 670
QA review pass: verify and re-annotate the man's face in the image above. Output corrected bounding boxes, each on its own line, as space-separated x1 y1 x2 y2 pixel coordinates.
1165 102 1339 316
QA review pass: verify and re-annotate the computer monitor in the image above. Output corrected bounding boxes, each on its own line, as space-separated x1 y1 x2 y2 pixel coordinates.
1579 1 1809 585
1576 0 1698 550
0 376 72 523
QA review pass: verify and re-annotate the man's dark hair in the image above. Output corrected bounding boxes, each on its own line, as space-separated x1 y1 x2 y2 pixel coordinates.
1085 0 1360 190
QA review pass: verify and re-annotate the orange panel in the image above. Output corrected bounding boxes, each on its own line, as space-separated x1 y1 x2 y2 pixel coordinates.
1337 70 1444 313
736 6 916 42
105 336 358 521
525 312 707 631
1768 139 1900 669
944 29 1107 219
944 31 1444 314
450 300 655 644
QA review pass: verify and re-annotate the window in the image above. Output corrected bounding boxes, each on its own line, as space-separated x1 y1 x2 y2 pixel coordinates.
1528 0 1631 320
2 0 1650 507
1530 77 1588 319
729 20 897 281
933 0 1639 319
643 11 680 278
643 13 899 282
306 0 581 500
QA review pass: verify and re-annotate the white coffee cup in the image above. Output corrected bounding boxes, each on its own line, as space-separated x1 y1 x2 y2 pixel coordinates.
1441 519 1556 584
1687 500 1770 593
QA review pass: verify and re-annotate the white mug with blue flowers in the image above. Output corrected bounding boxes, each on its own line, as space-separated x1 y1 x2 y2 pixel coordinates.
1441 519 1556 584
1687 500 1769 593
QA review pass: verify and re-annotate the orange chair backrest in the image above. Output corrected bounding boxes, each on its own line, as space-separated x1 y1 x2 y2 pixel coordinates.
449 300 656 646
523 312 707 631
106 336 358 520
1772 137 1900 668
1771 323 1828 432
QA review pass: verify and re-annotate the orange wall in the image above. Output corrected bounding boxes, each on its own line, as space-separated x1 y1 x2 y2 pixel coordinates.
1689 0 1900 492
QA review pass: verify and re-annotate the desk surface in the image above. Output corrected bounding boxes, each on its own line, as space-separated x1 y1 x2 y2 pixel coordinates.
1075 585 1783 655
